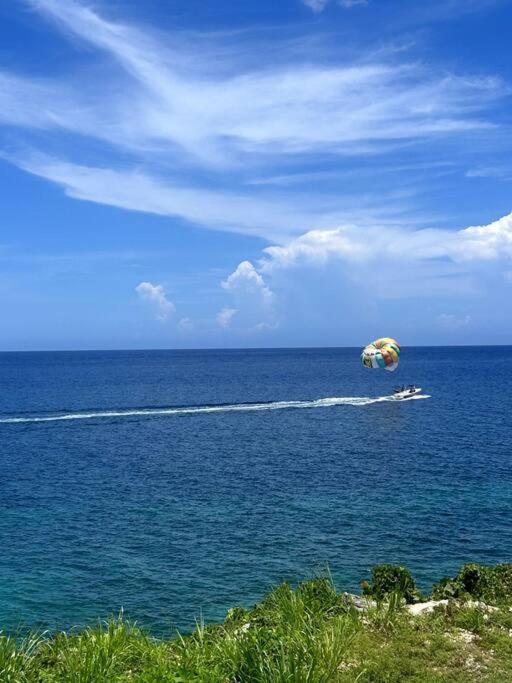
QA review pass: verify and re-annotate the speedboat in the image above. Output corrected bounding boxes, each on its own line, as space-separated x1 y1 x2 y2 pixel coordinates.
392 385 422 400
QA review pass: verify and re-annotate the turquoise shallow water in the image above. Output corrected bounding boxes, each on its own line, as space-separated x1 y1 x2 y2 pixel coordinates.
0 347 510 634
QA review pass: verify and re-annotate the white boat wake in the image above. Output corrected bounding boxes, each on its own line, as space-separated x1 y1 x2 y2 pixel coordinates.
0 393 430 424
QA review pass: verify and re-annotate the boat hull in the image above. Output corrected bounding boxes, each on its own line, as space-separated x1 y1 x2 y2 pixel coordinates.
392 388 422 400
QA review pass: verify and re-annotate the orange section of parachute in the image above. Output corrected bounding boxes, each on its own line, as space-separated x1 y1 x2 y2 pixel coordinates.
373 337 400 350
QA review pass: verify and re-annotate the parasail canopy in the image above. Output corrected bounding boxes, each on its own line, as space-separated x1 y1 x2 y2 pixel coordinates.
361 337 400 372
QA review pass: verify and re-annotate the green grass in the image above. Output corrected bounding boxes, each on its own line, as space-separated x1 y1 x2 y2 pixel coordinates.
3 564 512 682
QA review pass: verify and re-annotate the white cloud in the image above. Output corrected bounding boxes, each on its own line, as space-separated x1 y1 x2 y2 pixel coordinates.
210 211 512 344
258 211 512 272
14 156 326 241
13 153 458 245
339 0 369 7
221 260 274 303
438 313 471 329
2 0 504 168
302 0 329 12
220 261 276 331
466 166 504 178
135 281 175 320
457 212 512 260
253 321 279 332
0 0 505 250
216 307 237 328
214 210 512 331
466 165 512 182
302 0 368 10
177 317 193 331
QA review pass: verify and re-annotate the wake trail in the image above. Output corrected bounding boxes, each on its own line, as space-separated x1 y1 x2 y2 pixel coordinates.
0 394 430 425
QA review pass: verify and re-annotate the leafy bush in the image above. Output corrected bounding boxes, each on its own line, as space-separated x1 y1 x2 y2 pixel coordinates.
363 564 420 604
432 563 512 603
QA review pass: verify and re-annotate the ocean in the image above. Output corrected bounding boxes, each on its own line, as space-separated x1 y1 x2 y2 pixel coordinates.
0 347 510 635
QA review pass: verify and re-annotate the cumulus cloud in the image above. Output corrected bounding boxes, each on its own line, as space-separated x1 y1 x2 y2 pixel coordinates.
216 307 237 328
177 317 193 331
456 213 512 260
135 281 175 320
214 211 512 337
221 260 274 303
259 211 512 272
220 261 276 331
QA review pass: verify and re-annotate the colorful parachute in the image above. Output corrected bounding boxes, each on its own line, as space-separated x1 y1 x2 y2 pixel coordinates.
361 337 400 372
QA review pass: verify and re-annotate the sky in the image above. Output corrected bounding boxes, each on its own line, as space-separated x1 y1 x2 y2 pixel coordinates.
1 0 511 350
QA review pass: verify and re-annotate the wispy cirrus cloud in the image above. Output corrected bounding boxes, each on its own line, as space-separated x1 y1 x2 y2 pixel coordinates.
2 0 505 173
1 1 511 295
13 153 454 242
4 55 501 163
302 0 368 11
13 155 334 240
339 0 369 8
466 165 512 180
301 0 329 12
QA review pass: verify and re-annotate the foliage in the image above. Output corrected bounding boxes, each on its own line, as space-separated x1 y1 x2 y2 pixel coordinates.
363 564 421 604
432 563 512 603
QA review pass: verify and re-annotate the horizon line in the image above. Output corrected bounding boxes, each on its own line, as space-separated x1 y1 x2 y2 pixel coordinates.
0 343 510 353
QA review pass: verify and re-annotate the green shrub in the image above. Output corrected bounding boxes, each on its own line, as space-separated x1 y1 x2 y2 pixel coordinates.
431 576 462 600
363 564 420 604
432 563 512 603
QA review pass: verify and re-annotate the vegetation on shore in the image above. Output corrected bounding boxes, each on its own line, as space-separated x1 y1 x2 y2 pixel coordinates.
3 563 512 682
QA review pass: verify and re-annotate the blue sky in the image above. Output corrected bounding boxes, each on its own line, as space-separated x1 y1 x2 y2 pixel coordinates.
1 0 511 350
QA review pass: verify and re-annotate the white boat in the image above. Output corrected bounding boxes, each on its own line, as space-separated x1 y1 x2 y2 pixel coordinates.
392 386 422 400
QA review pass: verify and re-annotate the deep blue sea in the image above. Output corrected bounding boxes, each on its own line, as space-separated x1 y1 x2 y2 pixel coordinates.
0 347 510 635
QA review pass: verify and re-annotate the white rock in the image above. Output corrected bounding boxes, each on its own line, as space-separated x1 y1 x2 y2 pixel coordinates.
406 600 448 615
341 593 377 610
407 599 499 616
